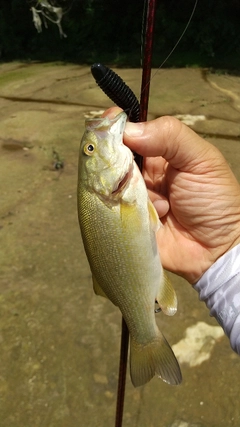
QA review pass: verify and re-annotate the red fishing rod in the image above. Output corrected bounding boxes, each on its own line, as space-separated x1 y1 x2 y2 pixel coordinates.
115 3 157 427
139 0 157 123
91 1 157 426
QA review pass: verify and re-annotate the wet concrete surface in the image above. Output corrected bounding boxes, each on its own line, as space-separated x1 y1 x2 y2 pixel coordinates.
0 62 240 427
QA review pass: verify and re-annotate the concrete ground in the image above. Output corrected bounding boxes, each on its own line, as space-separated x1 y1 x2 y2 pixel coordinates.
0 62 240 427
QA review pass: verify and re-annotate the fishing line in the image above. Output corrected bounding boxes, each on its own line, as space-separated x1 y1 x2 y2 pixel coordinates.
140 0 199 97
157 0 198 70
92 0 198 121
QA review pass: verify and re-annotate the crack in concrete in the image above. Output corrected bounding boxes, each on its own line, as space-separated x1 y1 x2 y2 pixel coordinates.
201 68 240 113
0 94 102 110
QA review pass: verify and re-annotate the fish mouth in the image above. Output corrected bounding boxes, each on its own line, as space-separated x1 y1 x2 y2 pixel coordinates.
112 168 131 194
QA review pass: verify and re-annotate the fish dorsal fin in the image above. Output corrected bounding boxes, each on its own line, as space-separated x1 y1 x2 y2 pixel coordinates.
92 275 109 299
156 270 177 316
148 198 161 233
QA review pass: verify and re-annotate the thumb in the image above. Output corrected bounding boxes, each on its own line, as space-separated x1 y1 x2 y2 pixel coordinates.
124 115 220 172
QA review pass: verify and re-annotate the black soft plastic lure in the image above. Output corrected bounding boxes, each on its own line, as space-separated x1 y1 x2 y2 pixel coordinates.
91 63 140 123
91 63 142 170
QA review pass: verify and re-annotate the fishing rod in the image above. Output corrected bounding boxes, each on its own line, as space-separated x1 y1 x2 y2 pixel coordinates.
91 2 156 426
90 0 198 425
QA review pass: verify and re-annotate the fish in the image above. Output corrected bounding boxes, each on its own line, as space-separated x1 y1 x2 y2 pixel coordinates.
77 111 182 387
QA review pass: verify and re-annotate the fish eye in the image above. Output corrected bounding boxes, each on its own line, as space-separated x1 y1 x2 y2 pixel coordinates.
84 143 95 156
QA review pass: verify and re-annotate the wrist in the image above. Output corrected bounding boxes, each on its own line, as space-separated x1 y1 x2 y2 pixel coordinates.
190 230 240 285
193 243 240 354
203 236 240 284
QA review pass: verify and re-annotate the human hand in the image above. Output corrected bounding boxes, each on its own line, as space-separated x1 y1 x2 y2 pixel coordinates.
105 107 240 283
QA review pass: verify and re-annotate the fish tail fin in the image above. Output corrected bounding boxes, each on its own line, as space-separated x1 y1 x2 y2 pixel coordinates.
130 332 182 387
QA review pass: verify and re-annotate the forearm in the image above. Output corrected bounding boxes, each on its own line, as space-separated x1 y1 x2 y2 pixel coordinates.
193 244 240 354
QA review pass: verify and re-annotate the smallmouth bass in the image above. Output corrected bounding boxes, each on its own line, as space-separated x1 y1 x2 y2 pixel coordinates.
77 112 182 387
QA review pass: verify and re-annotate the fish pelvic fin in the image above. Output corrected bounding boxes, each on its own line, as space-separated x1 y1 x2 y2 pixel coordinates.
92 275 109 300
156 270 178 316
130 332 182 387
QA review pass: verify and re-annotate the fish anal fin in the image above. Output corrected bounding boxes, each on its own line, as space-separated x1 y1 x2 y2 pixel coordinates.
92 275 108 300
130 331 182 387
156 270 178 316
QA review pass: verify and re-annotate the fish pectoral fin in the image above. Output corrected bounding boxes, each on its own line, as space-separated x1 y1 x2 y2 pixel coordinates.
148 198 161 232
130 331 182 387
156 270 178 316
92 275 109 300
120 202 142 230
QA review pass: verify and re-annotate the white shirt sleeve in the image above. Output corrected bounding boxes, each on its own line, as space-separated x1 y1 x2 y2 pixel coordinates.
193 244 240 354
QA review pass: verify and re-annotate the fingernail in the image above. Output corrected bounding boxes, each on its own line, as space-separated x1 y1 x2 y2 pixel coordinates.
124 122 144 136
